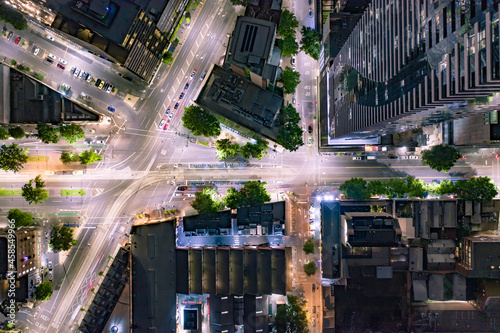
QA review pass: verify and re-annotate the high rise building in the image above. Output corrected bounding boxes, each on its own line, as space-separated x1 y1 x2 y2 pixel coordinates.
319 0 500 143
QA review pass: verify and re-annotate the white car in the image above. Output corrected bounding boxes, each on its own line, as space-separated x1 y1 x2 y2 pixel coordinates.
187 193 195 197
158 119 166 129
45 34 55 41
73 170 84 175
96 140 105 144
48 53 57 60
59 58 67 65
44 171 55 176
291 56 296 65
400 155 409 160
352 156 362 160
409 155 419 159
33 47 40 56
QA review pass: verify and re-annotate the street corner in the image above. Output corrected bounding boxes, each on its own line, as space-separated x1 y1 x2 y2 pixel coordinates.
124 94 139 108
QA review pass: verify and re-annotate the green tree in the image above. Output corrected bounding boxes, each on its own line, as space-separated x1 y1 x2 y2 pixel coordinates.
340 177 371 200
79 150 103 165
182 105 221 137
276 104 303 152
432 179 455 196
8 126 25 139
240 139 268 160
277 35 299 58
275 295 309 333
303 238 315 254
49 225 78 252
215 139 240 160
0 143 28 172
60 152 78 165
278 9 299 38
21 174 49 205
368 180 386 196
0 3 28 30
222 187 244 209
454 177 498 202
191 188 222 215
59 124 85 144
385 178 408 199
421 144 461 172
406 176 428 198
36 124 59 144
280 66 301 95
7 208 34 228
35 281 53 302
300 26 322 60
0 127 9 140
162 51 173 65
303 261 318 276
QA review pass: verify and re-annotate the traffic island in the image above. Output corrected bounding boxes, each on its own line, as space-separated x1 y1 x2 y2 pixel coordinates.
61 189 86 196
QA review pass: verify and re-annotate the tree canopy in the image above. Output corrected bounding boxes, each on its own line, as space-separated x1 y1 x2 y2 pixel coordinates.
275 295 309 333
8 126 25 139
276 104 303 152
35 281 53 302
277 35 299 58
7 209 34 228
280 66 301 95
191 187 222 215
0 143 28 172
0 3 28 30
59 124 85 144
303 238 315 254
223 181 271 209
215 139 240 160
50 225 78 252
60 152 79 165
0 127 9 140
162 51 173 65
240 139 268 160
182 105 221 137
22 175 49 205
300 26 322 60
36 124 60 144
303 261 318 276
340 178 371 200
79 150 103 165
421 144 461 172
453 177 498 202
278 10 299 38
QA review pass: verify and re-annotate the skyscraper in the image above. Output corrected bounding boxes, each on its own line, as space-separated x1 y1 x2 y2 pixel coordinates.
320 0 500 142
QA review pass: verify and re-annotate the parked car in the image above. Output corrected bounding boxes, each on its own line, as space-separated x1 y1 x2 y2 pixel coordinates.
45 34 55 41
174 102 179 110
14 37 20 45
57 63 65 70
107 84 113 93
184 82 190 90
48 261 53 270
352 156 362 160
190 70 197 79
70 67 76 75
158 119 166 129
74 68 81 77
95 79 102 87
291 56 296 65
33 47 40 56
86 74 92 82
200 72 206 80
165 107 171 115
96 140 105 144
73 170 84 175
187 193 195 197
163 122 169 131
84 140 92 145
48 53 57 60
400 155 409 160
79 71 86 79
107 106 115 112
308 125 312 134
292 97 296 104
7 31 13 40
177 186 187 191
45 57 53 64
179 92 185 99
309 9 313 17
59 58 67 65
48 271 53 281
103 82 109 90
98 81 105 89
409 155 419 159
174 193 183 196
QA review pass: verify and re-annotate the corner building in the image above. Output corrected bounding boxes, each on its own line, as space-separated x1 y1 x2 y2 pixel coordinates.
326 0 500 139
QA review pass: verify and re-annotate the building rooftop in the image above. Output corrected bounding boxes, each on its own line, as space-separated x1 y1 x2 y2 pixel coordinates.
196 65 283 142
130 220 177 333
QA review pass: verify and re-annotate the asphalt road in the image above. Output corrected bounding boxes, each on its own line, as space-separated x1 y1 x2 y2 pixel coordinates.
1 1 500 333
